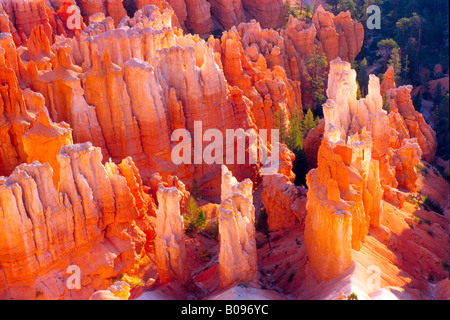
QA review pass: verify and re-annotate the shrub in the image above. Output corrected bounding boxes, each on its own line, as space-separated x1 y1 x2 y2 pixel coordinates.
198 247 211 262
409 214 421 224
347 292 358 300
423 197 443 215
203 220 219 241
184 197 206 233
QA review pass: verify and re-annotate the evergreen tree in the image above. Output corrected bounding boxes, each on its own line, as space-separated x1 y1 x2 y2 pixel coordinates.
183 196 205 234
273 108 288 144
413 91 422 112
377 38 399 72
434 82 443 108
395 17 411 50
401 54 410 85
382 93 391 113
352 58 369 97
302 109 316 137
306 46 328 109
409 13 422 55
286 105 304 153
388 47 402 84
192 178 199 200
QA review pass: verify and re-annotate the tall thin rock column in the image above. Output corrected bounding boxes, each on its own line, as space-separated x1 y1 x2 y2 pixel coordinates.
218 166 257 288
155 185 191 285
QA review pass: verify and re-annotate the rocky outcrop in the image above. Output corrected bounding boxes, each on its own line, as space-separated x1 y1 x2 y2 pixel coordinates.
305 59 385 281
391 138 423 191
241 0 285 29
218 166 256 288
0 142 152 299
208 0 245 30
385 84 437 163
155 185 191 285
380 66 396 97
21 92 73 186
0 0 54 43
0 34 72 180
233 7 364 109
261 144 307 231
304 58 438 282
304 118 325 169
312 6 364 62
184 0 213 37
90 281 131 300
64 6 260 197
217 24 303 130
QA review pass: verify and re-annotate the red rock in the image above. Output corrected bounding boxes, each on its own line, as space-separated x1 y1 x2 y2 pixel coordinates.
155 185 191 285
313 5 364 62
184 0 213 37
219 166 256 288
208 0 246 30
261 144 307 231
380 66 396 97
386 85 437 163
0 143 153 299
392 138 422 191
241 0 285 29
304 118 324 169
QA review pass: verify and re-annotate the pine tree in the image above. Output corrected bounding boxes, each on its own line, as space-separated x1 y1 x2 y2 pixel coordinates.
184 196 202 234
273 108 288 144
286 105 304 153
377 38 399 72
306 45 328 109
434 82 442 108
388 47 402 84
192 178 199 200
413 91 422 112
352 58 369 97
302 109 316 137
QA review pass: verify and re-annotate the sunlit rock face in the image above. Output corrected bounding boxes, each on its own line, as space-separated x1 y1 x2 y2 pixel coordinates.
2 0 443 301
0 143 153 299
218 166 256 289
155 185 191 285
261 144 307 231
304 58 436 282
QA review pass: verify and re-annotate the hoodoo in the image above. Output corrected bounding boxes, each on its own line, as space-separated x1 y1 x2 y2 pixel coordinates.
0 0 448 302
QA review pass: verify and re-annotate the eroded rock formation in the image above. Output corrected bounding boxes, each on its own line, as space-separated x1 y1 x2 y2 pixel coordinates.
0 142 152 299
261 144 307 231
304 58 436 282
218 166 256 288
155 185 190 285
